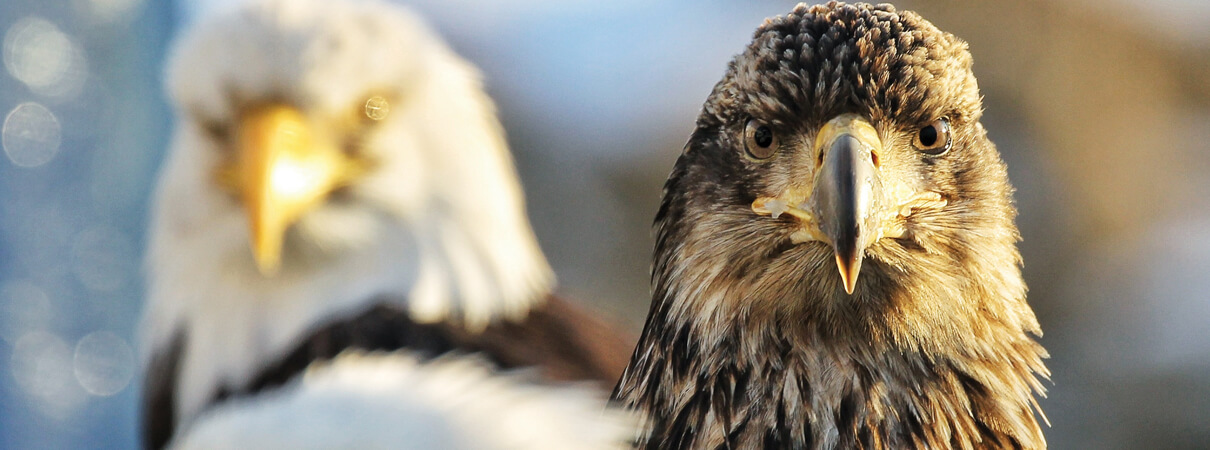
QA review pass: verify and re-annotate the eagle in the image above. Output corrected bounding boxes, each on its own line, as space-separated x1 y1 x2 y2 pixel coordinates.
140 0 631 448
612 2 1049 449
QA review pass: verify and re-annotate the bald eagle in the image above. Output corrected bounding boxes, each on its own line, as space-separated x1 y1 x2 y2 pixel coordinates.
141 0 631 447
613 2 1049 449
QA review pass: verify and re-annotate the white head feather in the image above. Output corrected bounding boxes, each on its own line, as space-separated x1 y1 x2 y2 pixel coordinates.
143 0 553 428
171 352 636 450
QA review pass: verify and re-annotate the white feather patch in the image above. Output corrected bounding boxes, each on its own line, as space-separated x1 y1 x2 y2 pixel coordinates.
171 352 635 450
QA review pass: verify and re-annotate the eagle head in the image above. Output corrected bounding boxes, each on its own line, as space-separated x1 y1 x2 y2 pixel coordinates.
150 0 552 324
654 1 1039 352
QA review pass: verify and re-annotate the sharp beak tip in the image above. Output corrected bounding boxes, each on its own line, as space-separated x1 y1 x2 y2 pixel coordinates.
252 250 281 277
249 223 284 277
834 251 862 295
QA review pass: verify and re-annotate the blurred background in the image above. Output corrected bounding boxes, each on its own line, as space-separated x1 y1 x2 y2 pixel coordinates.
1 0 1208 448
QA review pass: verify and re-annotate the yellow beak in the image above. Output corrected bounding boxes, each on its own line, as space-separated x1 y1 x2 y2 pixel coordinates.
225 104 366 275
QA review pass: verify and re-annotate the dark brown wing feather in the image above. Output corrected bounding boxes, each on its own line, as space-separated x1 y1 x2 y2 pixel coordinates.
464 294 636 384
142 331 185 450
224 294 634 399
143 294 633 449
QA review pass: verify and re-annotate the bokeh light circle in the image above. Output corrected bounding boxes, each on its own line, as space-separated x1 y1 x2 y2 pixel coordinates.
3 102 62 168
11 331 89 419
73 331 136 396
2 16 86 99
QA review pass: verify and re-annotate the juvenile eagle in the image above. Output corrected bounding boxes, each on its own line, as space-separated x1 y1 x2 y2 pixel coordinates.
141 0 631 448
613 2 1049 449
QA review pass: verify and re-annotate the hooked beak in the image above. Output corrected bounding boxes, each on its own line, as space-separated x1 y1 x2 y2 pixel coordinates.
811 114 883 294
218 104 368 275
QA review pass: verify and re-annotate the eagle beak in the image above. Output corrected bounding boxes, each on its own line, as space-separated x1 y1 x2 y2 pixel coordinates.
229 104 363 275
812 114 883 294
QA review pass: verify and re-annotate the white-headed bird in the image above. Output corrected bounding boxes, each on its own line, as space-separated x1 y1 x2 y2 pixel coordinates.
141 0 632 447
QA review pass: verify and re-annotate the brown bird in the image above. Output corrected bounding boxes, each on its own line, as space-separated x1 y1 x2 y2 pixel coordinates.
612 2 1049 449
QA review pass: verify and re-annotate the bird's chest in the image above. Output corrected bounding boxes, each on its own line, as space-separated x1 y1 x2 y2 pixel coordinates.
652 347 929 450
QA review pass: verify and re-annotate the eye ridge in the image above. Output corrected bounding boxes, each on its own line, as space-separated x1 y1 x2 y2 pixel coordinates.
743 119 779 159
201 120 231 143
913 118 951 155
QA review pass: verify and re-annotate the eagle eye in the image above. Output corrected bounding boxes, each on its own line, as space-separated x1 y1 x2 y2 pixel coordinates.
364 96 390 121
913 118 951 155
743 120 779 159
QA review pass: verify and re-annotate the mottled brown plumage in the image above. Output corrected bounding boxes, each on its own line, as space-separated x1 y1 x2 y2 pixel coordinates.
612 2 1049 449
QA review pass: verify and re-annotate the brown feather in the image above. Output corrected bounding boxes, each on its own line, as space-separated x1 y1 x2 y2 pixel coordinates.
613 2 1049 449
219 294 633 409
142 331 185 450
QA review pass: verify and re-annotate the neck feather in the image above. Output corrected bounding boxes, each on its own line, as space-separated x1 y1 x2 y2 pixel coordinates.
614 211 1047 449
